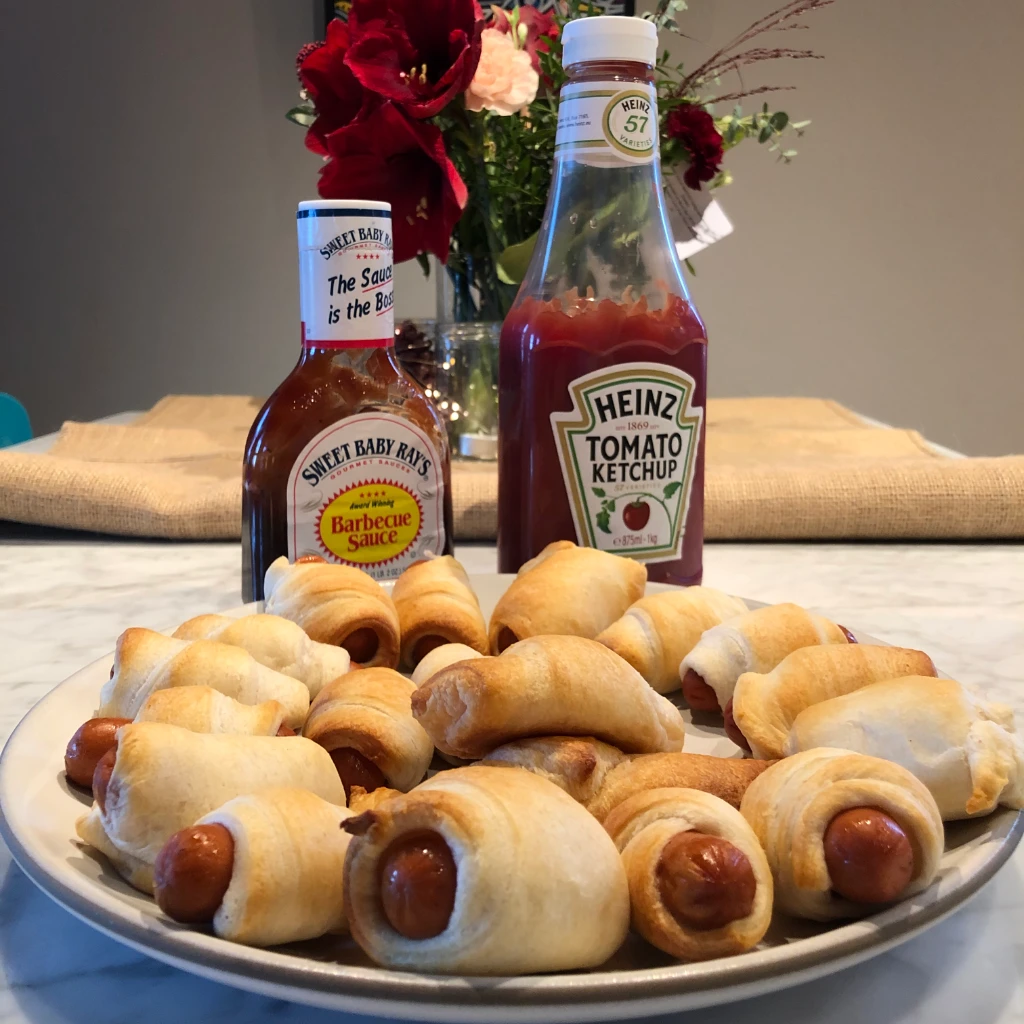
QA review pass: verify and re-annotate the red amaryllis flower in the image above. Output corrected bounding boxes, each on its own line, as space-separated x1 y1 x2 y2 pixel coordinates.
665 104 725 191
491 5 559 73
319 103 468 263
298 20 375 155
345 0 485 119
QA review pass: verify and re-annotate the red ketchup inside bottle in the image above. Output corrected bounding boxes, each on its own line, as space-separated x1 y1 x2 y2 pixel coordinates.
498 292 707 586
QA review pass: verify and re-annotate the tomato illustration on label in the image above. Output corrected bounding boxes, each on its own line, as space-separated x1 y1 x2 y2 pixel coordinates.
622 500 651 532
317 481 423 566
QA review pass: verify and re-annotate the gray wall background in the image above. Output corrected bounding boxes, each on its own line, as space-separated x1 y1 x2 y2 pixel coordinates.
1 0 1021 454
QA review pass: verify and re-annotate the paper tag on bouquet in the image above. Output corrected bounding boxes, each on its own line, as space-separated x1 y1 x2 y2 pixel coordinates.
663 165 734 261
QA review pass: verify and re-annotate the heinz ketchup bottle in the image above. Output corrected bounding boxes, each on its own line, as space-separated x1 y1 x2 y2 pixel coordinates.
497 16 707 586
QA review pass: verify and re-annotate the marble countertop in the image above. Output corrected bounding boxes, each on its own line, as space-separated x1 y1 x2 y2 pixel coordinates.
0 537 1022 1024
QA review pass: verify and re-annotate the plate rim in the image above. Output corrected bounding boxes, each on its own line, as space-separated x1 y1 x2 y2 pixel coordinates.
1 574 1021 1020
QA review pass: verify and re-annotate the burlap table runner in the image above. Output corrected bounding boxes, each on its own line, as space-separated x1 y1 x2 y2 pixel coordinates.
1 395 1021 541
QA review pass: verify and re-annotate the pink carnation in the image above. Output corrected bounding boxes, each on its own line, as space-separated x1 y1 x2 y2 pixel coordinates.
465 28 539 116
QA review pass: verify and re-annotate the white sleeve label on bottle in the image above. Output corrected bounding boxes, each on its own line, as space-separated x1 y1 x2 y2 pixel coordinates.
296 208 395 347
551 363 703 563
286 412 445 580
555 82 658 164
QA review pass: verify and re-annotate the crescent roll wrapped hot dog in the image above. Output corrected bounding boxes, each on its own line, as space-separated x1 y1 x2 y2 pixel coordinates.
154 787 354 946
65 689 289 792
597 588 748 694
172 613 351 697
75 722 345 893
586 752 776 823
410 643 484 687
480 736 628 804
680 603 854 715
303 668 434 799
785 676 1024 820
263 556 400 668
730 645 937 759
392 557 488 670
411 636 686 759
605 788 773 961
488 541 646 653
740 748 944 920
98 628 310 729
342 765 630 974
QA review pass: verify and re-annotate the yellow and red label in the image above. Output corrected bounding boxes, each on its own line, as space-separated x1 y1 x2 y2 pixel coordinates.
285 412 445 581
318 481 422 564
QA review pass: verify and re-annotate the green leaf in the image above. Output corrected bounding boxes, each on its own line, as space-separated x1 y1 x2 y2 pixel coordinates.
758 125 773 144
592 488 606 497
285 106 316 128
496 231 538 286
596 510 611 534
770 111 789 131
684 257 697 275
664 481 683 499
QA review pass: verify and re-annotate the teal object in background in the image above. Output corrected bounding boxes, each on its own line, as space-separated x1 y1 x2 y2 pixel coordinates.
0 394 31 448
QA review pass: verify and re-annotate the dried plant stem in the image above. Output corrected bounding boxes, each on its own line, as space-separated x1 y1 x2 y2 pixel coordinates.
677 0 834 97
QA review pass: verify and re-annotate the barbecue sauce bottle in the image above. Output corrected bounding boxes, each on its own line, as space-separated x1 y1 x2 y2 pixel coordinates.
242 200 454 601
497 17 708 585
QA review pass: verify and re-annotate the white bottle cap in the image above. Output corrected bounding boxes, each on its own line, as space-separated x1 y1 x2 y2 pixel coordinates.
561 16 657 68
297 199 391 214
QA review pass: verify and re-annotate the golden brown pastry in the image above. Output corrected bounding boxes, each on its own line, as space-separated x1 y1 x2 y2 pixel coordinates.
410 643 484 687
342 765 630 973
411 635 686 759
785 675 1024 819
348 785 403 814
153 787 354 946
392 556 488 669
680 602 854 714
98 628 310 730
263 555 400 668
135 686 285 736
75 722 345 893
597 588 748 694
731 645 937 759
740 748 944 920
172 613 351 697
480 736 628 804
303 668 434 798
605 788 773 961
586 752 776 823
488 541 646 653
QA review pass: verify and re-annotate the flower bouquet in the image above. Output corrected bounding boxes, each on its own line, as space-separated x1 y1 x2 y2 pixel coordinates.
289 0 832 446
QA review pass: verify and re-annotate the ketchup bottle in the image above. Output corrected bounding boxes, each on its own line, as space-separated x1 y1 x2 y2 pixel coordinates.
497 17 707 586
242 200 454 601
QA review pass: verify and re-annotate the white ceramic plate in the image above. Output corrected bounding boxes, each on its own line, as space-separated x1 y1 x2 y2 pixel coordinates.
0 575 1020 1023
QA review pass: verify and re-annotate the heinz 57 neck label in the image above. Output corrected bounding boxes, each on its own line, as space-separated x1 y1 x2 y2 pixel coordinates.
555 81 657 164
551 363 703 563
296 206 395 348
286 412 445 579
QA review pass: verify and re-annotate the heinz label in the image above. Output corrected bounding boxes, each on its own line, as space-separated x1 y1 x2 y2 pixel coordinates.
286 413 445 579
555 81 657 165
551 363 702 563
